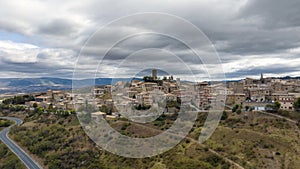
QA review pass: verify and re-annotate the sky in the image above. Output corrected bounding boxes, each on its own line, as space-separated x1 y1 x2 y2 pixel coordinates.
0 0 300 80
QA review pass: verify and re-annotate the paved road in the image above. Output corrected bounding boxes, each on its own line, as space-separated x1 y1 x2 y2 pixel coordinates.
0 117 42 169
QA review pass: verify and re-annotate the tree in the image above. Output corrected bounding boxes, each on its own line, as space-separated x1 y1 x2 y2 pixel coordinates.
48 104 54 110
265 101 281 113
245 106 250 111
2 98 14 105
15 96 25 104
33 103 38 108
293 97 300 112
143 76 154 82
221 111 228 120
274 101 281 110
232 104 242 114
232 104 239 113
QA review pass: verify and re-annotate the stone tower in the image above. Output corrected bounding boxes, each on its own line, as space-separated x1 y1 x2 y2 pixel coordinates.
152 69 157 80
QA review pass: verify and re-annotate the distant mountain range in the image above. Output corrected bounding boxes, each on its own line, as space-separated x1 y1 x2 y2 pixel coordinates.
0 77 141 94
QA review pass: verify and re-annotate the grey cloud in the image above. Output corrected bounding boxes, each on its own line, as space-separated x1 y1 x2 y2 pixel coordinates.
37 19 80 36
104 34 193 60
218 28 300 55
239 0 300 29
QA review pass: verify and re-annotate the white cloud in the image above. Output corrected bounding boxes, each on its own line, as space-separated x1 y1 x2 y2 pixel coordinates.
0 40 39 63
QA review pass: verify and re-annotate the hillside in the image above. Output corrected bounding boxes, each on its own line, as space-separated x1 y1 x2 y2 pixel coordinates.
1 108 299 169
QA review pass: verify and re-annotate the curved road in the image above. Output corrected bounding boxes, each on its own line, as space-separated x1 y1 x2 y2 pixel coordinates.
0 117 42 169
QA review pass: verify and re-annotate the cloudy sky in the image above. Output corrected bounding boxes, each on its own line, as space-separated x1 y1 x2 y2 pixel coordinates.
0 0 300 80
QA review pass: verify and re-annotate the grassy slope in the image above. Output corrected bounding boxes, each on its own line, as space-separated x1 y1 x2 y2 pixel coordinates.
205 112 300 169
4 110 300 169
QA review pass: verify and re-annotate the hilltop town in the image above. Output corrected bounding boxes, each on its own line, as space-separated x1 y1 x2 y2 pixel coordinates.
2 71 300 119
